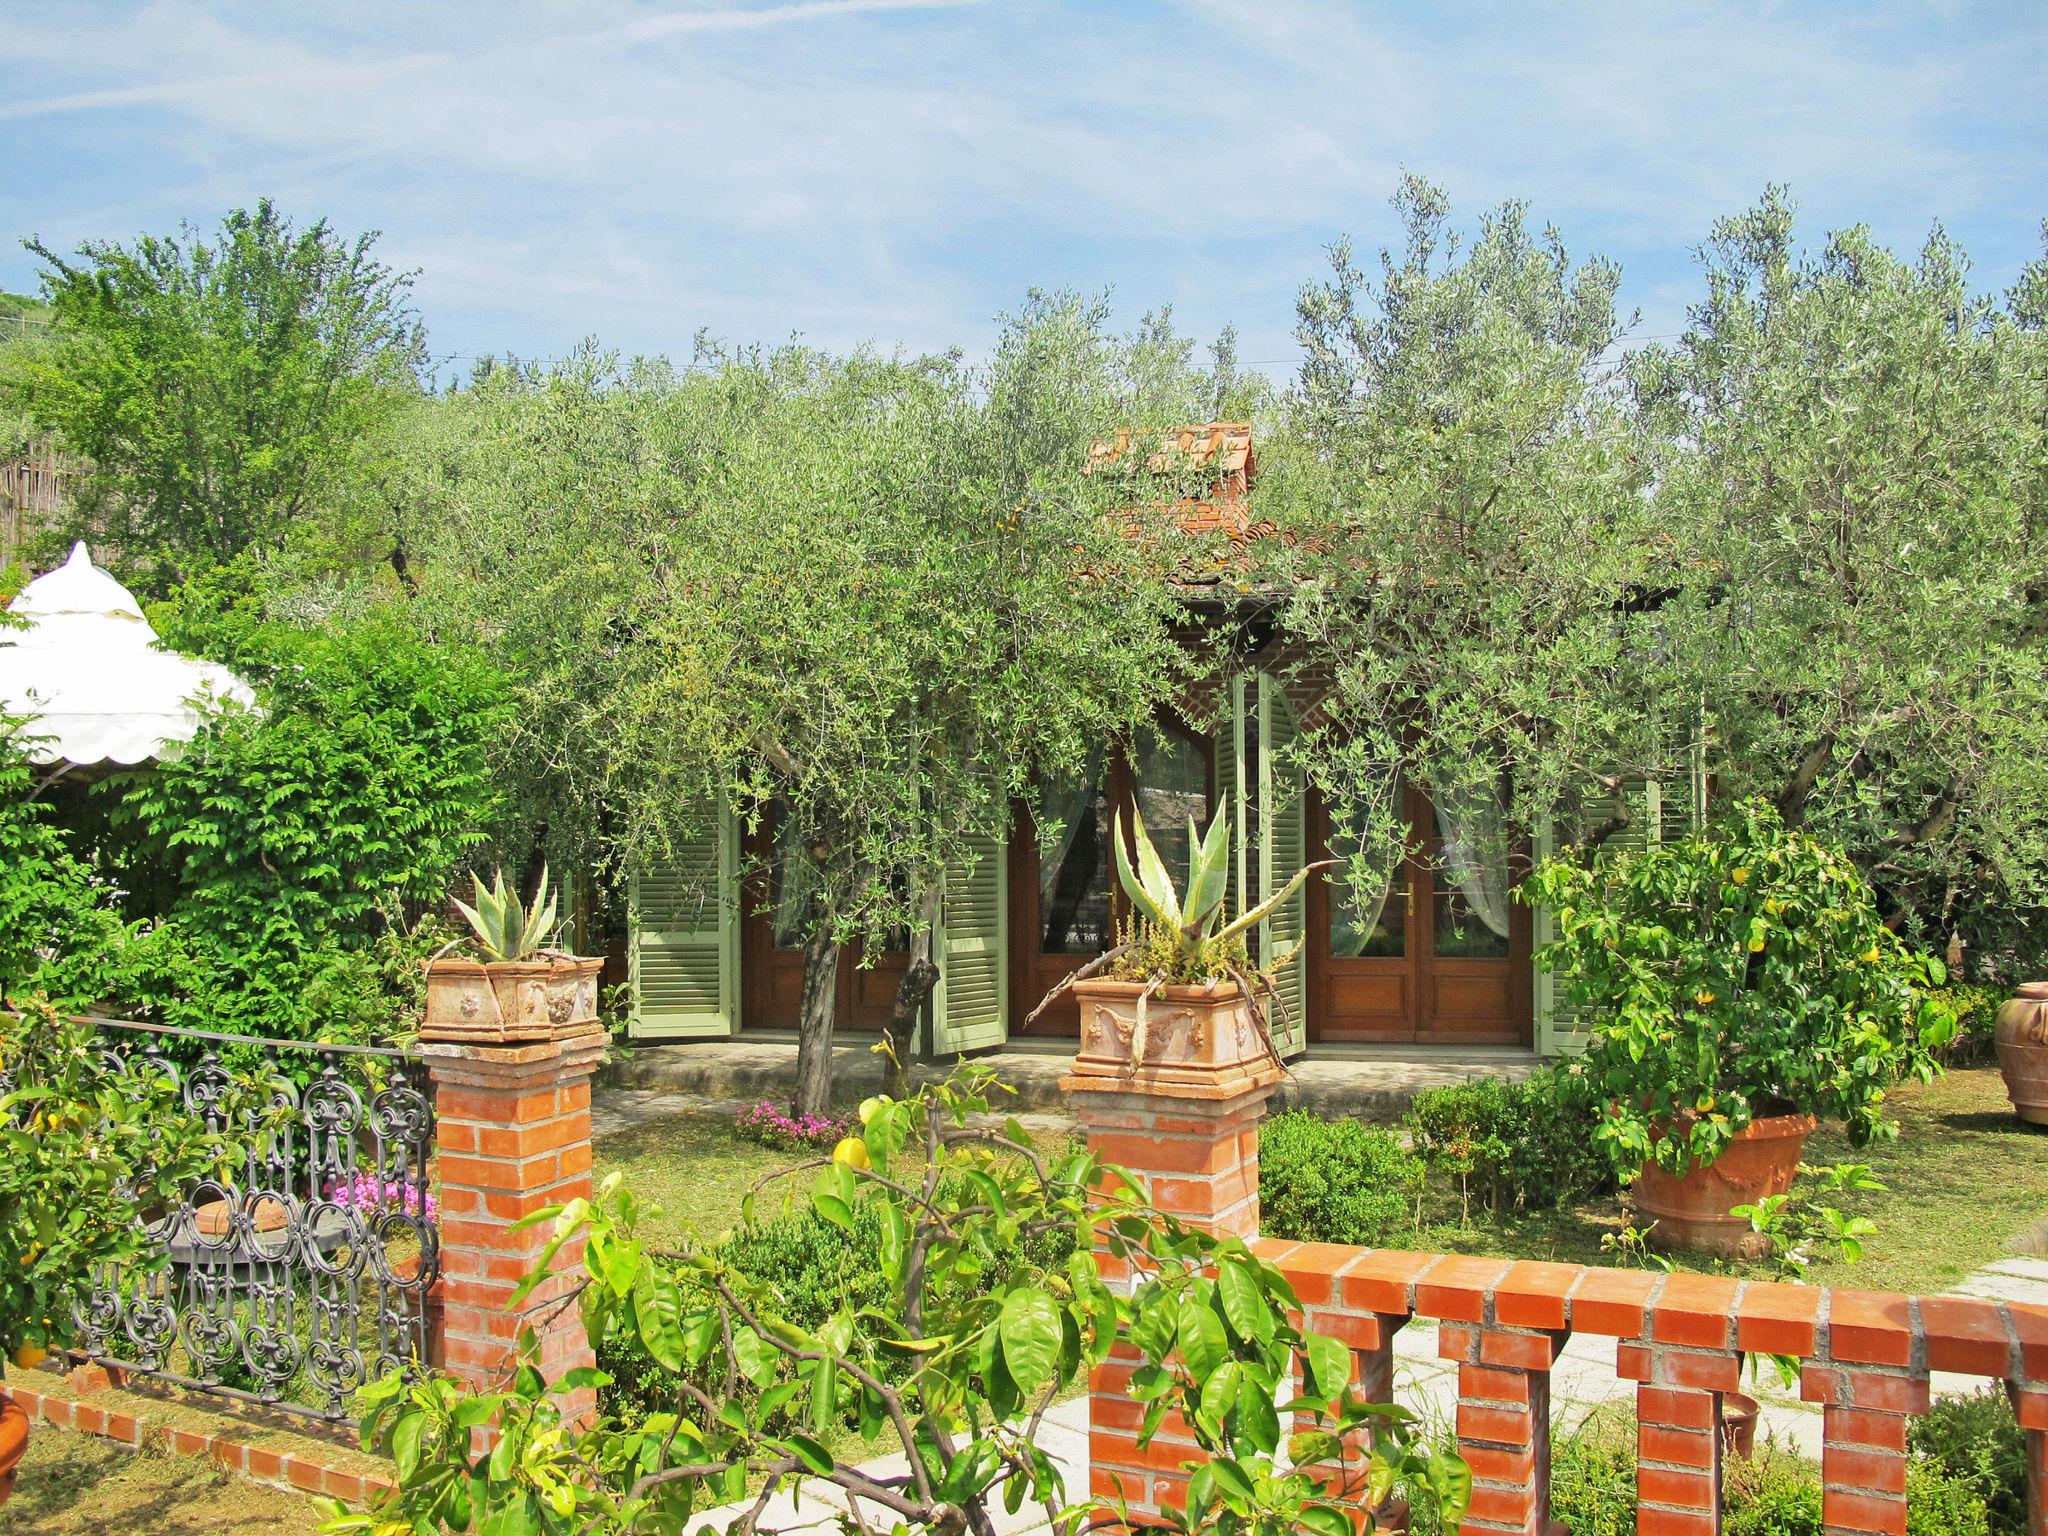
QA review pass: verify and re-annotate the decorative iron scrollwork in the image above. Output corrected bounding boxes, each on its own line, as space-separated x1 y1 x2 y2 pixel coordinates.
70 1025 441 1423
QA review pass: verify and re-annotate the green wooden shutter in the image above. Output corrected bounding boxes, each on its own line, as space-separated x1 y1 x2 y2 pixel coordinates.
629 805 739 1039
1216 673 1246 925
1256 672 1308 1060
930 832 1008 1056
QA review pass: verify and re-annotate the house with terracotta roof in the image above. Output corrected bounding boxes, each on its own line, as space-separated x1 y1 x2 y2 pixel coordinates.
623 423 1696 1064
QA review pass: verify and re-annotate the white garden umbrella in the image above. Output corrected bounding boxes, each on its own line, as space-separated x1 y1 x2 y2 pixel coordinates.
0 542 255 767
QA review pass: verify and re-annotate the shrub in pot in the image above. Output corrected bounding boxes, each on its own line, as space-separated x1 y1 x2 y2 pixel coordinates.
1052 796 1328 1087
421 866 602 1045
1526 798 1954 1257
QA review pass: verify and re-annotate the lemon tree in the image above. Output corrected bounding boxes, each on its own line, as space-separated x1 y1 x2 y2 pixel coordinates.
329 1067 1467 1536
1528 799 1955 1176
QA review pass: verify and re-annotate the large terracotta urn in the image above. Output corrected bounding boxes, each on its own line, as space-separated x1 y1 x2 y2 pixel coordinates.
420 953 603 1046
1632 1112 1816 1260
1065 977 1278 1095
1995 982 2048 1126
0 1387 27 1507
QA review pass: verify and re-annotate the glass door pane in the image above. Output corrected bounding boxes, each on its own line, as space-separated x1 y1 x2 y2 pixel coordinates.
1326 776 1407 958
1432 777 1512 958
1132 727 1212 898
1037 753 1112 954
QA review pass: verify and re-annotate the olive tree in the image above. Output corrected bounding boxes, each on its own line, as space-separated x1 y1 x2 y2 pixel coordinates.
391 298 1237 1112
1636 191 2048 957
1257 176 1680 878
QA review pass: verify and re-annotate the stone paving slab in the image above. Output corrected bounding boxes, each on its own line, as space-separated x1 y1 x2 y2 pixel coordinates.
603 1037 1539 1122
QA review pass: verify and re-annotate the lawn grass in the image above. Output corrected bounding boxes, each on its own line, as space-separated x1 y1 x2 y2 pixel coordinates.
1410 1066 2048 1294
0 1421 325 1535
592 1113 825 1250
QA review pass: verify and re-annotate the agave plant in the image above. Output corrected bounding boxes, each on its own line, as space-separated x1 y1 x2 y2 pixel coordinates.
1027 794 1331 1061
1111 793 1320 970
453 866 560 962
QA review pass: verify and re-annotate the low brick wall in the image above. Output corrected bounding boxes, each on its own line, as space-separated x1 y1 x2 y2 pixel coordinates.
1067 1063 2048 1536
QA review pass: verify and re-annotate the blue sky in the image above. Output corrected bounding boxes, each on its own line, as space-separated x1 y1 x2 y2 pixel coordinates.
3 1 2045 383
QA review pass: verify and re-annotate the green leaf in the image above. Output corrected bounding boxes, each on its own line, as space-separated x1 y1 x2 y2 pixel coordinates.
998 1287 1062 1396
1303 1331 1352 1401
633 1264 687 1370
1176 1293 1228 1381
783 1433 834 1475
1216 1257 1266 1344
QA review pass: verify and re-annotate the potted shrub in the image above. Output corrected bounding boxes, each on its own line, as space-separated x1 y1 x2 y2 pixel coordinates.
421 867 602 1045
1049 797 1327 1088
0 998 264 1504
1994 982 2048 1125
1527 799 1953 1258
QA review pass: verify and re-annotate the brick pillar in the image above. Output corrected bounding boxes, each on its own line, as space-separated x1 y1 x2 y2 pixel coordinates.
1065 1018 1283 1522
1616 1341 1739 1536
1799 1365 1928 1536
424 1026 606 1420
1440 1321 1567 1536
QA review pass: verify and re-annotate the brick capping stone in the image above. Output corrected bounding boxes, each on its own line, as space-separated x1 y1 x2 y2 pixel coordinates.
1072 1046 2048 1536
422 1023 607 1426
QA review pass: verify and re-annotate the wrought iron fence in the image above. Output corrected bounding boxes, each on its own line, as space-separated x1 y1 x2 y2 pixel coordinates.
65 1019 441 1423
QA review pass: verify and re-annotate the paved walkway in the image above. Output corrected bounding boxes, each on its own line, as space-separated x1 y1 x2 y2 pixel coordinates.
687 1254 2048 1534
604 1037 1540 1121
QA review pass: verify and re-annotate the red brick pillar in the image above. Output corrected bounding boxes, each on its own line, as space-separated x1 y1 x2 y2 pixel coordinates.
1799 1364 1928 1536
1615 1341 1738 1536
1064 1008 1284 1520
424 1026 606 1419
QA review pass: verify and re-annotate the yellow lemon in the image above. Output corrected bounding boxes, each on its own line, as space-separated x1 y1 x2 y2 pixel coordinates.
831 1137 871 1170
10 1343 48 1369
1693 989 1716 1006
1730 867 1750 885
1860 945 1881 964
1749 937 1766 952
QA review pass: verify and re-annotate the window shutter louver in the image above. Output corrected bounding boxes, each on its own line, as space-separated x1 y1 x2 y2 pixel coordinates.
930 831 1008 1055
1256 672 1309 1060
629 804 739 1039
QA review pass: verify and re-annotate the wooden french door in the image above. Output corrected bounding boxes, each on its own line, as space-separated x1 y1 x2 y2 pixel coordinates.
1008 725 1214 1037
1306 781 1532 1046
739 808 907 1032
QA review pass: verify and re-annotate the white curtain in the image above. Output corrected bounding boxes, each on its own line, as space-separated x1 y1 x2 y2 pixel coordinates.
1435 779 1512 940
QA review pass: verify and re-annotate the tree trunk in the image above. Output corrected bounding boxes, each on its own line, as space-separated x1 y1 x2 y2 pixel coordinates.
793 925 841 1119
1776 735 1835 827
882 877 943 1098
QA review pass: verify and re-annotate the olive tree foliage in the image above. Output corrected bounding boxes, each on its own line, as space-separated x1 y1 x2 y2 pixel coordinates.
1634 191 2048 959
6 202 426 594
1256 176 1680 883
389 296 1237 1110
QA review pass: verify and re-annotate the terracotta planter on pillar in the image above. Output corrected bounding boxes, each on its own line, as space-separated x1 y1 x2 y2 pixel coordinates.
1067 976 1276 1095
1632 1112 1816 1260
420 953 603 1046
1995 982 2048 1126
0 1387 26 1507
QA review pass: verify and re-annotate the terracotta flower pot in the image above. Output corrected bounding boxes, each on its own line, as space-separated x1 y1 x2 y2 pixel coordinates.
1995 982 2048 1126
1633 1112 1816 1259
0 1387 27 1507
1721 1391 1761 1459
421 954 603 1045
1064 976 1278 1095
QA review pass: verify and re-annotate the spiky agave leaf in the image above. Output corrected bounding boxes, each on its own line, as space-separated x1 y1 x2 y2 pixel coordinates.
519 864 559 955
1213 858 1339 946
1112 807 1182 930
1181 795 1234 937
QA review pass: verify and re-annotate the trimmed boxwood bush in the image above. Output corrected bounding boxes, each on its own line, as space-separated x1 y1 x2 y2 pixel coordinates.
1404 1064 1614 1217
1258 1112 1423 1247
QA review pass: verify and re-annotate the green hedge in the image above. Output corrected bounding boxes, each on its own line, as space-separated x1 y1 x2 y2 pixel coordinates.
1403 1064 1615 1217
1259 1113 1423 1247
